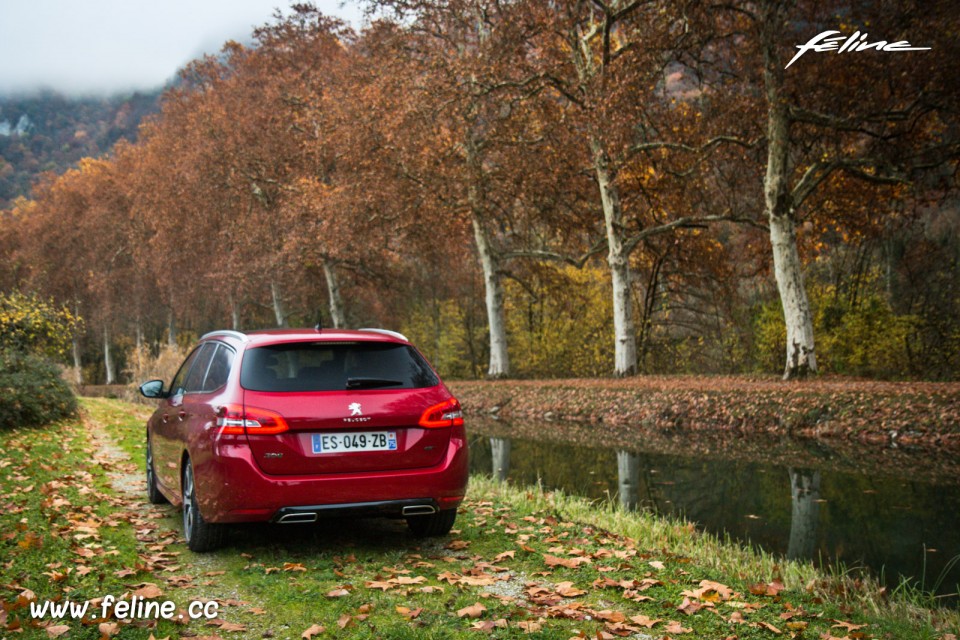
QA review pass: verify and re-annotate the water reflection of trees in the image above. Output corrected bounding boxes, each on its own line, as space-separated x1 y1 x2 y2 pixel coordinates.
788 468 821 560
491 437 510 482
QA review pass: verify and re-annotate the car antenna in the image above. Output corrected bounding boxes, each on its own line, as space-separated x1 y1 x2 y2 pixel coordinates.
314 311 323 332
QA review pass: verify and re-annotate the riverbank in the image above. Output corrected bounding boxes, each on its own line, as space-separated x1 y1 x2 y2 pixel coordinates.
449 376 960 452
1 397 957 639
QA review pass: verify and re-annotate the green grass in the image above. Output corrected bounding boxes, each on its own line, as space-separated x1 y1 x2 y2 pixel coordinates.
0 397 957 639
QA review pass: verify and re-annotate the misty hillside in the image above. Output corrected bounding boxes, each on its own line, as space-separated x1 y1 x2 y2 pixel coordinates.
0 90 160 210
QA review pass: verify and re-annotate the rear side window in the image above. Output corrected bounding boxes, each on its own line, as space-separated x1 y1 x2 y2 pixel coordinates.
240 342 439 392
201 344 235 392
183 343 216 393
169 345 203 397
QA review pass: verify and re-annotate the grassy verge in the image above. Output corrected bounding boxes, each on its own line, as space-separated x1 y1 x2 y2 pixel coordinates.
0 398 956 639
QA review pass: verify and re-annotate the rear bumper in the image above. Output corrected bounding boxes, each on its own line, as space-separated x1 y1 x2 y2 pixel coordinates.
192 431 468 524
272 499 440 523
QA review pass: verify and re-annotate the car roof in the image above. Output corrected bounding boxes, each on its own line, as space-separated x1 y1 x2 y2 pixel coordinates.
200 328 409 348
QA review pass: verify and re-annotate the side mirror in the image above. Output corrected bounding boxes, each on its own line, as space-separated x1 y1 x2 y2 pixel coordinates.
139 379 168 399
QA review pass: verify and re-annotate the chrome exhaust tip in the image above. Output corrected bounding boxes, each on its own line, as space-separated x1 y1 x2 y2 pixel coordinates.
402 505 437 516
277 512 319 524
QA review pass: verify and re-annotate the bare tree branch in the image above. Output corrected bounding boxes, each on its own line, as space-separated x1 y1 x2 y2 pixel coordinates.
502 238 608 268
623 214 767 254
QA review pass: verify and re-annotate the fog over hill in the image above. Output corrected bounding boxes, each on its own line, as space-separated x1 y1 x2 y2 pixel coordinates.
0 90 161 209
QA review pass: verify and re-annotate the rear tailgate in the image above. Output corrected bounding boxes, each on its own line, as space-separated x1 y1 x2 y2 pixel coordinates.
243 387 452 476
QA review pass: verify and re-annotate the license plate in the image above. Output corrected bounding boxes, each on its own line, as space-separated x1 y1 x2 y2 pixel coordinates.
311 431 397 454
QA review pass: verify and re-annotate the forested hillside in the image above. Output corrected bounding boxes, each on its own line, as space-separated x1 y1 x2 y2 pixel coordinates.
1 1 958 385
0 91 160 209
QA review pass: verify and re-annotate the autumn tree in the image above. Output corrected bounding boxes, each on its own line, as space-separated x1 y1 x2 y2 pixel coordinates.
740 0 960 379
12 156 137 383
358 0 553 377
519 1 759 376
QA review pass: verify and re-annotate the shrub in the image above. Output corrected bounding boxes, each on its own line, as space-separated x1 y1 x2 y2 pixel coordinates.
0 290 81 358
0 350 78 429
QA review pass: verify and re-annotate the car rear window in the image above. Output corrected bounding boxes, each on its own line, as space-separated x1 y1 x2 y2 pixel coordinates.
240 342 439 392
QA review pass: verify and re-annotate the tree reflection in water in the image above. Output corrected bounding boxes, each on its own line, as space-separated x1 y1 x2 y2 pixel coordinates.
788 468 821 560
617 450 640 511
491 437 511 482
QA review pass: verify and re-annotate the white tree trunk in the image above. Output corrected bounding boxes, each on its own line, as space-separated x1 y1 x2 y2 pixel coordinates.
322 261 346 329
167 309 176 348
134 317 143 379
103 326 115 385
229 295 241 331
270 281 288 328
472 213 510 378
72 336 82 386
770 213 817 378
763 5 816 380
592 137 637 376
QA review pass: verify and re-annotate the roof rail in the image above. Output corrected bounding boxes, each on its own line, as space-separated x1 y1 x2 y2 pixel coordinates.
201 330 248 342
358 328 409 342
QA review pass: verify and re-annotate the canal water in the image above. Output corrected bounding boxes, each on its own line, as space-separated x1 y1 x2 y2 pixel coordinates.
468 421 960 602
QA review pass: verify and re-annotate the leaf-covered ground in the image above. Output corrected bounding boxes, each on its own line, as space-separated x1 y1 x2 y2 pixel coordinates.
1 398 958 639
450 377 960 452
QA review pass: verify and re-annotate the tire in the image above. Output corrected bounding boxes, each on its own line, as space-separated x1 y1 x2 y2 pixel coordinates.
406 508 457 537
182 459 224 552
145 438 168 505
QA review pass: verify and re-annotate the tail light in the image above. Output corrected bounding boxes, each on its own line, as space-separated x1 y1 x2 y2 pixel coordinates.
419 398 464 428
216 404 289 435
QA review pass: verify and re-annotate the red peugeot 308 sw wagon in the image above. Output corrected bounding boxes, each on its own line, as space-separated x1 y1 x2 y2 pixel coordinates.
139 328 468 551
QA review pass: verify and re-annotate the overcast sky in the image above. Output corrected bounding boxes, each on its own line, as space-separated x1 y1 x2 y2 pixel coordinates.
0 0 363 96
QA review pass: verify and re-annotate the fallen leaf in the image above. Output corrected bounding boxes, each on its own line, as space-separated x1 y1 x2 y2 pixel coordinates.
132 583 163 598
470 619 507 633
365 580 395 591
396 606 422 620
301 624 325 639
457 603 487 619
664 620 692 634
629 615 661 628
554 581 586 597
46 625 70 638
831 620 867 632
518 619 543 633
544 554 591 569
750 581 785 597
677 597 703 616
756 621 782 634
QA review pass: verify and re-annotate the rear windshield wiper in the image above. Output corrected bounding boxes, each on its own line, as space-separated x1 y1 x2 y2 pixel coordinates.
346 377 405 389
